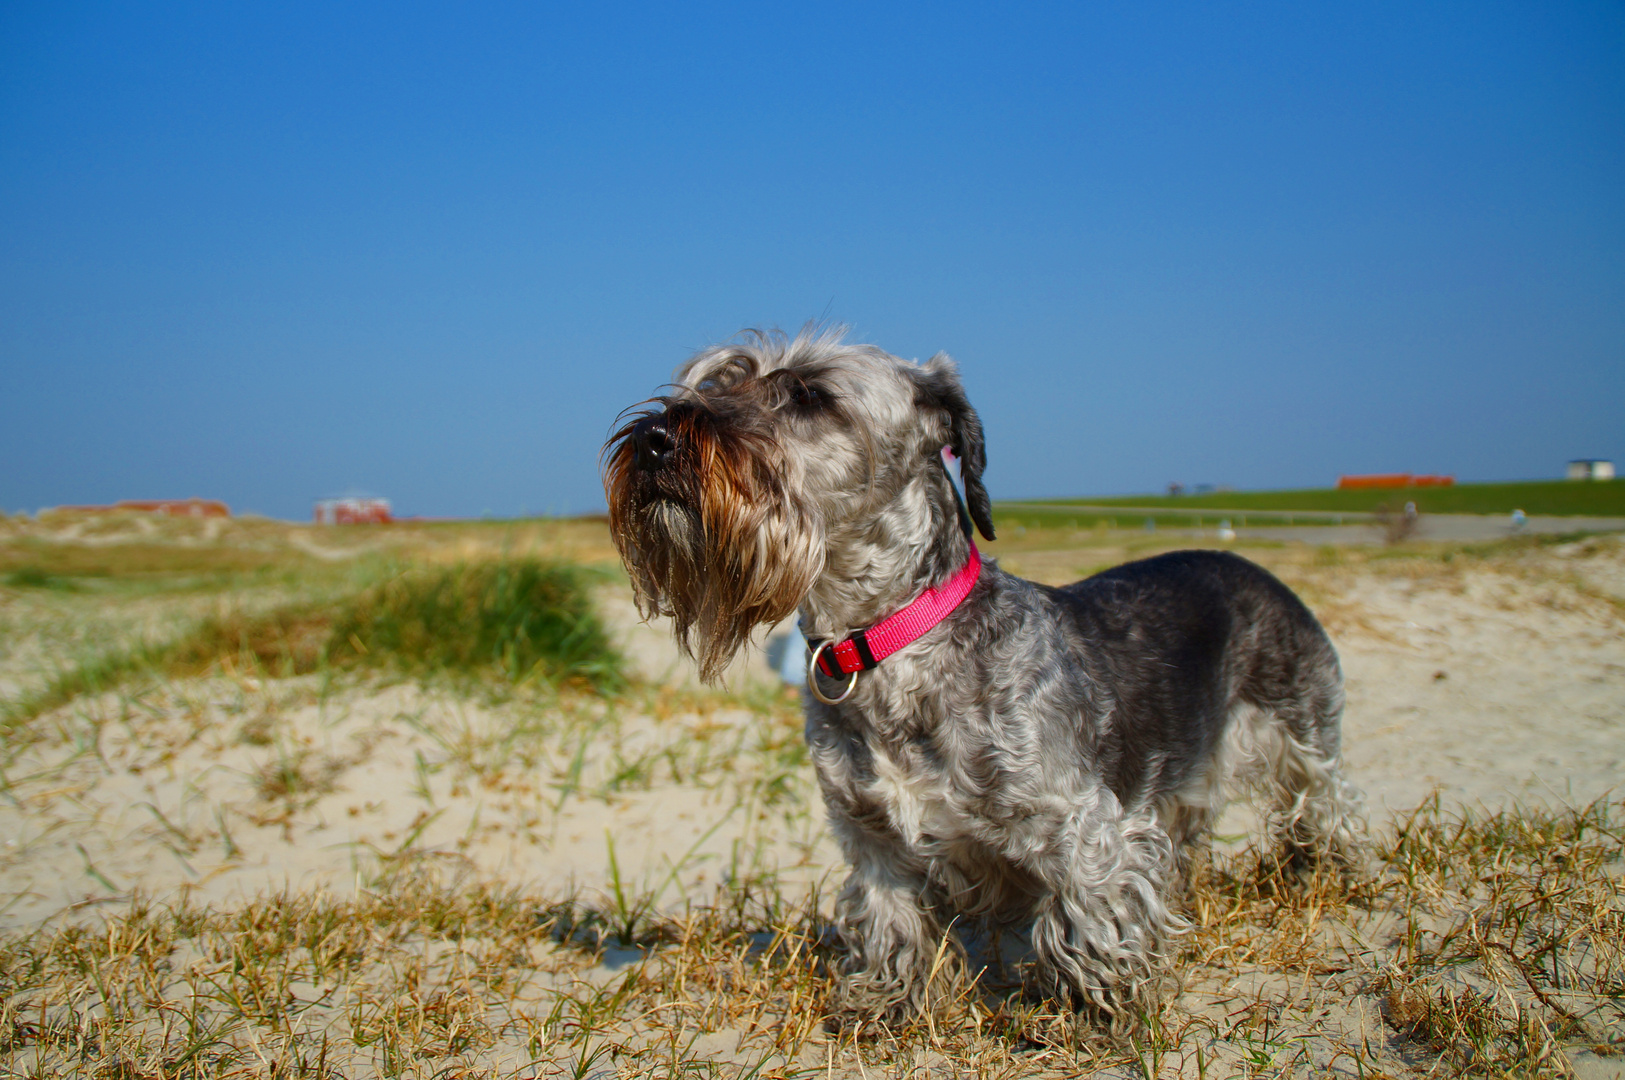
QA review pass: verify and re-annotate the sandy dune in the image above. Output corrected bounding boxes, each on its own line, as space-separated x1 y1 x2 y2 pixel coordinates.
3 535 1618 932
1 528 1620 1078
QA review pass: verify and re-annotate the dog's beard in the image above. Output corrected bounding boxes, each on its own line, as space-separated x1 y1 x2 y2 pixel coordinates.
605 420 823 682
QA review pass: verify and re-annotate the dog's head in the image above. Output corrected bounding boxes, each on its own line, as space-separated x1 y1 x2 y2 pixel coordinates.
602 326 994 681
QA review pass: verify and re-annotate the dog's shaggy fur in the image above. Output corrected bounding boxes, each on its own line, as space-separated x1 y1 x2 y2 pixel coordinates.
603 327 1361 1023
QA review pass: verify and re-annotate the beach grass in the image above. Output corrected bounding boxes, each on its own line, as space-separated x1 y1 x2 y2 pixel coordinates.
1 796 1617 1078
2 556 622 735
1 512 1620 1077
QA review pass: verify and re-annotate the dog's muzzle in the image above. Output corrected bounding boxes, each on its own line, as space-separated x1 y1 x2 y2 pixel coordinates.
631 415 677 472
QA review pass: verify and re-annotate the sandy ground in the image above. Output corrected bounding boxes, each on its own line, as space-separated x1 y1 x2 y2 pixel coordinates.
0 529 1620 1077
3 534 1619 931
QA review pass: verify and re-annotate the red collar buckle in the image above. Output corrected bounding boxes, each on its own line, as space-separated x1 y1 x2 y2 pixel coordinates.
806 543 982 699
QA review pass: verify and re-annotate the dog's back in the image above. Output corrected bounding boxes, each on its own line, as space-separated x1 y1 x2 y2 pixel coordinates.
1043 550 1344 813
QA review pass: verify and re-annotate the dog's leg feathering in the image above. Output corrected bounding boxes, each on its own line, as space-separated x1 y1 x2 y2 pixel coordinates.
832 853 955 1022
1251 667 1367 873
1025 786 1186 1022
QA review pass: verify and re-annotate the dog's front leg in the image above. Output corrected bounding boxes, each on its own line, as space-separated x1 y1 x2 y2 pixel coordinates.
829 825 949 1023
1021 787 1183 1019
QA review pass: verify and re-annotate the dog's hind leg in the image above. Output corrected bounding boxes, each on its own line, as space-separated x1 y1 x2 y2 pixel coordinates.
1247 651 1364 870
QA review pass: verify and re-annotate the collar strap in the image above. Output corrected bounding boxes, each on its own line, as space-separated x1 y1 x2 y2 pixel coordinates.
808 543 982 678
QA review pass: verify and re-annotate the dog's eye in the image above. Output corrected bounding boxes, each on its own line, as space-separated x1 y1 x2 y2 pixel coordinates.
788 382 824 411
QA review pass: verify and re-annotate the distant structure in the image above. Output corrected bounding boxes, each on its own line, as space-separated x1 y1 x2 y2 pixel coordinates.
55 498 230 517
1336 473 1455 490
1566 459 1615 481
314 495 393 525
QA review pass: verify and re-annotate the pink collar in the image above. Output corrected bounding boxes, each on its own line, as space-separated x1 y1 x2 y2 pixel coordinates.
807 543 982 694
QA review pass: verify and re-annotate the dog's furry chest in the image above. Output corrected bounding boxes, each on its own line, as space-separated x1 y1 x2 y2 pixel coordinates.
810 722 1055 917
858 736 962 848
807 702 1042 866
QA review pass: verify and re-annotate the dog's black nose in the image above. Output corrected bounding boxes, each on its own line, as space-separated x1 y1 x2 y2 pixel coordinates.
633 416 677 471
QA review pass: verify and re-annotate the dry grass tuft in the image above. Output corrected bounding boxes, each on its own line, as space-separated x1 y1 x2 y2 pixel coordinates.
2 798 1618 1078
1367 797 1625 1074
4 520 1620 1076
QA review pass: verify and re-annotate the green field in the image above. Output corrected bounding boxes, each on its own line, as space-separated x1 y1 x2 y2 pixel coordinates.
1017 478 1625 518
989 505 1348 533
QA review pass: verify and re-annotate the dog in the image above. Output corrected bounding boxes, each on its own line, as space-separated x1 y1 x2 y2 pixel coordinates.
602 327 1361 1023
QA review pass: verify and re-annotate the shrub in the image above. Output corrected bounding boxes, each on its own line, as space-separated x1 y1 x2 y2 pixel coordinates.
7 558 623 724
327 559 622 688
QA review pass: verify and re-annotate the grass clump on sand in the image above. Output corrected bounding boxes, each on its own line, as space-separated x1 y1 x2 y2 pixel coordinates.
327 558 622 688
5 558 623 724
174 557 623 691
2 798 1618 1078
179 558 625 692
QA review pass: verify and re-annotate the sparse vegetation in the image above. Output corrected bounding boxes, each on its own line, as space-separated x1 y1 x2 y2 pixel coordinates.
0 798 1617 1077
3 556 623 728
1371 796 1625 1075
1 512 1620 1077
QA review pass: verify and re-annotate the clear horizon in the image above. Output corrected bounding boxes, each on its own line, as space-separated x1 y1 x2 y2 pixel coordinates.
4 2 1622 520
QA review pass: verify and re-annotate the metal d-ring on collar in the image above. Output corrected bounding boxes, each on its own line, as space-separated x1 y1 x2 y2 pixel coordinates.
806 639 858 705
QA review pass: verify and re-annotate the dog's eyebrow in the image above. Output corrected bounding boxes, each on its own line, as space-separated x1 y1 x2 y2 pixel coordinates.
692 353 758 393
767 367 831 395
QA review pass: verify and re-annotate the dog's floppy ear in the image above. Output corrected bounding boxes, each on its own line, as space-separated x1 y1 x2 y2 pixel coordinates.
915 353 996 541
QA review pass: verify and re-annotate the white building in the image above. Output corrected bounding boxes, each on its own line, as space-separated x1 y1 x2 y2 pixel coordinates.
313 494 393 524
1566 459 1616 481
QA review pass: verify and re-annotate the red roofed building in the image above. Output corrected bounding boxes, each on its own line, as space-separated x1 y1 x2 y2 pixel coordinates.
1336 474 1454 490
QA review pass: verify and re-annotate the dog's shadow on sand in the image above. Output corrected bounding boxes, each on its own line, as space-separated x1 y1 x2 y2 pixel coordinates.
953 919 1044 999
810 916 1043 1003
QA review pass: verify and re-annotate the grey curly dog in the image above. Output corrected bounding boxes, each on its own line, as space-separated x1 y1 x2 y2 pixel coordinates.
602 327 1361 1025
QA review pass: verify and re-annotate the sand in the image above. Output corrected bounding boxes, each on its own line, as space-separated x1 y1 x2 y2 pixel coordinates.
3 533 1619 931
0 528 1620 1077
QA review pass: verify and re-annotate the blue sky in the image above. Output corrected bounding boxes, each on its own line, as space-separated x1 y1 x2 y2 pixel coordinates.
3 1 1621 518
